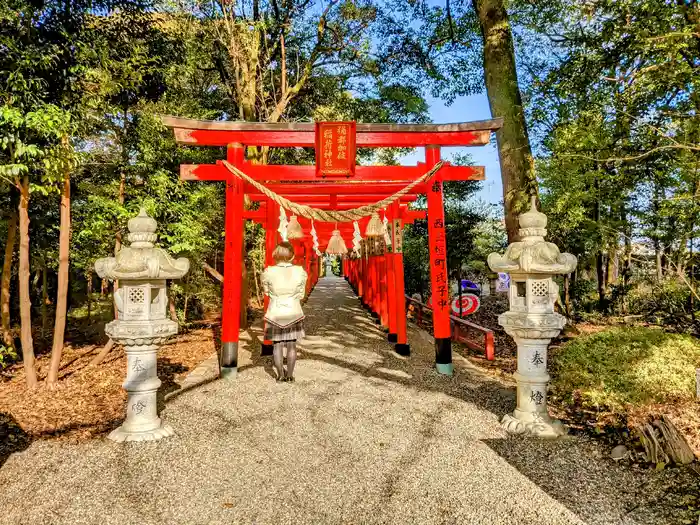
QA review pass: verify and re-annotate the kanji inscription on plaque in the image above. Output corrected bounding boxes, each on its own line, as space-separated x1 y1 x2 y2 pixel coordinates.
315 122 357 178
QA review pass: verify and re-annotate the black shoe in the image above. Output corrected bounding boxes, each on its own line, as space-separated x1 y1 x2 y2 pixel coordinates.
284 376 295 382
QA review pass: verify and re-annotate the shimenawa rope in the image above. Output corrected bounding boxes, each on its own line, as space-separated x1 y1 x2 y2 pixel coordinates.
221 160 444 223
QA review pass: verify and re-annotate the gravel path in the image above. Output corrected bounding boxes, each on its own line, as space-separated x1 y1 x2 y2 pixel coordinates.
0 277 686 525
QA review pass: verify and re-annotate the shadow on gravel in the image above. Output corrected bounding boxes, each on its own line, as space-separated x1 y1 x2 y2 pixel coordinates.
157 357 189 414
482 436 700 525
0 412 31 469
239 277 700 525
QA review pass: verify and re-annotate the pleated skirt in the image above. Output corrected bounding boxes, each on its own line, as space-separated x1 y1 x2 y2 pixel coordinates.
264 319 306 342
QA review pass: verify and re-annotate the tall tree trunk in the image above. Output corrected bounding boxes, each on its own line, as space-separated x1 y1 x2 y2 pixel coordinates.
169 293 178 322
41 268 48 338
1 209 17 349
606 244 618 287
596 252 606 307
473 0 537 242
651 178 664 280
47 162 71 386
183 275 189 323
16 176 37 388
593 176 606 307
621 204 632 314
87 272 93 322
113 131 127 319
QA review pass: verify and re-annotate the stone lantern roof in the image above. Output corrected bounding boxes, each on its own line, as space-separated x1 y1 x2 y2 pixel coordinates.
488 197 576 275
95 208 190 281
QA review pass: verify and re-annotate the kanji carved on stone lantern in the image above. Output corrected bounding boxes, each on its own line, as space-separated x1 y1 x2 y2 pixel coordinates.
95 209 190 442
488 197 577 438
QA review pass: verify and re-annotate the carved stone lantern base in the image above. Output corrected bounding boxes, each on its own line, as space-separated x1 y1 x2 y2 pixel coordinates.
109 419 175 443
501 413 566 439
499 314 569 439
105 339 176 443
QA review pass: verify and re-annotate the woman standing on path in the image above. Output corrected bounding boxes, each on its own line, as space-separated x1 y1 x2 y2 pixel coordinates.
261 242 308 382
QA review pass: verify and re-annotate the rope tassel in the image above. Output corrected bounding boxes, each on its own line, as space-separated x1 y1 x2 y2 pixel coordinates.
326 227 348 255
365 211 383 237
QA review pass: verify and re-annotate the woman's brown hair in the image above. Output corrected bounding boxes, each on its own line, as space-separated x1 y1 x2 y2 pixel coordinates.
272 241 295 263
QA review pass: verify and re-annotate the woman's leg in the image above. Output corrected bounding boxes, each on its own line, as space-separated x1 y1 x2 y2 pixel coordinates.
286 340 297 379
273 342 285 379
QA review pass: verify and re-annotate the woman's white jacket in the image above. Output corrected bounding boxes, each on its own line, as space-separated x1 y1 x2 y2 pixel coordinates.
261 263 308 327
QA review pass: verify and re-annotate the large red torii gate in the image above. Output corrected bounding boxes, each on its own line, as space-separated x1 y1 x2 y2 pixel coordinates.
162 116 502 377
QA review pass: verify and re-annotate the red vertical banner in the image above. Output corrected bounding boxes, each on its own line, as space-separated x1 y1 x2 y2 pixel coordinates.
315 122 357 178
426 146 452 374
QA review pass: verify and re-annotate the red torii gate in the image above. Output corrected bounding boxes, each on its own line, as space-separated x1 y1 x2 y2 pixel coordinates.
162 116 502 377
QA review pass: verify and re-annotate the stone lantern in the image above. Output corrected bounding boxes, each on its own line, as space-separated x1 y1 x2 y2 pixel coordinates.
487 197 577 438
95 209 189 442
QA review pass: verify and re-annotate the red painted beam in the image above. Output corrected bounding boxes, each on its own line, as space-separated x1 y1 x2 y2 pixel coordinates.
252 208 421 221
247 183 424 195
403 210 426 221
246 195 418 203
253 204 407 210
181 162 484 182
173 128 490 148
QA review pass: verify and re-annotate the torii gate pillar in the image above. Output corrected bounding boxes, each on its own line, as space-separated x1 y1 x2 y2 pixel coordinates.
426 146 452 375
221 144 245 375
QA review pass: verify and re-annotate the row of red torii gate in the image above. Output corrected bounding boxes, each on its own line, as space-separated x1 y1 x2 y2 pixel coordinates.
163 117 503 376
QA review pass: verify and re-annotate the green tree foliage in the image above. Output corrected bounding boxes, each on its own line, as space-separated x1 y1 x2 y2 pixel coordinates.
0 0 467 381
514 0 700 325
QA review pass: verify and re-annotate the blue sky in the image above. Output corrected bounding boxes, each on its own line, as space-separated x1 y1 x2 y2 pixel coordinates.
399 94 504 207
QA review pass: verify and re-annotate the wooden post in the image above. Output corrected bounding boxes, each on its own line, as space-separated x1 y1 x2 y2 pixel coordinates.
392 203 409 355
379 240 389 330
386 205 398 343
426 145 452 375
369 238 379 322
221 143 245 375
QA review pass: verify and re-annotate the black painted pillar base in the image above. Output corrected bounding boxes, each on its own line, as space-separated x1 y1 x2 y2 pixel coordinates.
261 343 273 357
434 337 453 375
395 343 410 356
388 333 398 343
220 341 238 378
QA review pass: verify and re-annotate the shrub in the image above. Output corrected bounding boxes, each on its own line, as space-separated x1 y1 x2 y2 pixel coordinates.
550 327 700 411
0 344 18 370
627 278 695 331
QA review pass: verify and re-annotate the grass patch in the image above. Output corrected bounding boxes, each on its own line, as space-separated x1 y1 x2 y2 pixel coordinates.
551 327 700 411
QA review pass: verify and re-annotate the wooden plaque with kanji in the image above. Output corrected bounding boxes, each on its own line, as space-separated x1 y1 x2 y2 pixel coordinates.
315 121 356 178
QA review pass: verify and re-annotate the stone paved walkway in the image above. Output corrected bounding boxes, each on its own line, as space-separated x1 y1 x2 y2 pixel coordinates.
0 278 683 525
